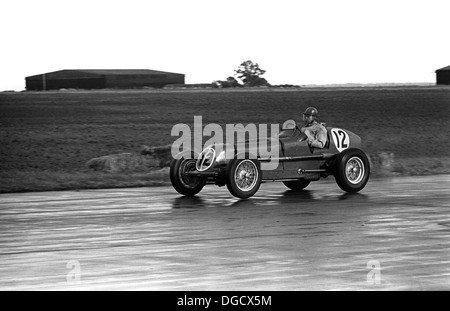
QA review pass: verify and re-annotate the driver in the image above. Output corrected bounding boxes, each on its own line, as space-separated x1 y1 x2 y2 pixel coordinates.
300 107 327 148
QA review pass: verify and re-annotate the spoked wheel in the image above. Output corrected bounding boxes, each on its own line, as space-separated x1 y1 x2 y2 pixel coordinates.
282 179 311 191
334 148 370 193
226 159 262 199
170 155 205 196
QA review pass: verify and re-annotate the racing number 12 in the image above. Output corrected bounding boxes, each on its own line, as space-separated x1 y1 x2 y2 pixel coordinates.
333 130 348 149
331 129 349 152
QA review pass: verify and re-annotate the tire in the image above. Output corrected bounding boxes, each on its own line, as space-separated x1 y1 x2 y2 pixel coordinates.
334 148 370 193
226 158 262 199
282 180 311 191
170 154 205 196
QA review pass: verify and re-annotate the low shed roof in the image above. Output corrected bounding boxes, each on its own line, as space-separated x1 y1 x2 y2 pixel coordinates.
26 69 184 79
436 65 450 72
72 69 184 75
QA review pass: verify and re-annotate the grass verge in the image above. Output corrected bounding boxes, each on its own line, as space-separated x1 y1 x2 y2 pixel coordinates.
0 168 169 193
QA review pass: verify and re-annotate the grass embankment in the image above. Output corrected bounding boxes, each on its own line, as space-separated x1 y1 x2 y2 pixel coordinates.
0 169 169 193
0 86 449 193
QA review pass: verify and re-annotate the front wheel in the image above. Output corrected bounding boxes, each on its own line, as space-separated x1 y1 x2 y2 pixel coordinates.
170 154 205 196
226 159 262 199
334 148 370 193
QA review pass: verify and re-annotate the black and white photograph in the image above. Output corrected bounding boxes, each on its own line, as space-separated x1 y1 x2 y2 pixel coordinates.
0 0 449 295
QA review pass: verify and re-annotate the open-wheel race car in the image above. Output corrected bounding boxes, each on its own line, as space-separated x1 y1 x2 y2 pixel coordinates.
170 120 370 199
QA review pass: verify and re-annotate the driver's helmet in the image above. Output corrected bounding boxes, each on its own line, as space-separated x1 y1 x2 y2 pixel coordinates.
303 107 319 118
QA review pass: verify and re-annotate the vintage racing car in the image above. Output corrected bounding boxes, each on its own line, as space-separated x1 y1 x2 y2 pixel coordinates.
170 120 370 199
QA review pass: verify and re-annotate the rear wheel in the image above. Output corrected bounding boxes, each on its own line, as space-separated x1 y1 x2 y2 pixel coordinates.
170 154 205 196
282 180 311 191
226 159 262 199
334 148 370 193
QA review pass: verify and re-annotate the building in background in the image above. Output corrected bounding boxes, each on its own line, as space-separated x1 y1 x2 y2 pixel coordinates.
25 69 185 91
435 65 450 85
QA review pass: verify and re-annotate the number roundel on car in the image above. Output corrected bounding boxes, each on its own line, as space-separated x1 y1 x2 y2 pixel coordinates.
331 128 350 152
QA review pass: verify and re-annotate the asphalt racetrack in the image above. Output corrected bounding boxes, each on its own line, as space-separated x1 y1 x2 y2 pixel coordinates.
0 174 449 290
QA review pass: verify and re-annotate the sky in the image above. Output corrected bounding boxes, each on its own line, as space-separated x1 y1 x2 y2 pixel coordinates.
1 0 449 91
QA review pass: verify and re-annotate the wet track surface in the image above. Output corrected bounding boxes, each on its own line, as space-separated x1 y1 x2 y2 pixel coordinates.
0 175 449 290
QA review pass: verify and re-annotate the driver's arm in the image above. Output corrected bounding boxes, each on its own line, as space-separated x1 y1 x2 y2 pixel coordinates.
308 127 327 148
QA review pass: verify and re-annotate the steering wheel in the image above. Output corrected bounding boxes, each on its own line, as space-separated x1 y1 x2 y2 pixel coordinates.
295 126 308 142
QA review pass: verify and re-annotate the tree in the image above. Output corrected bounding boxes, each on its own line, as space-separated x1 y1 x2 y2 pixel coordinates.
212 60 270 88
234 60 270 87
212 76 241 88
